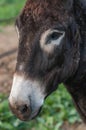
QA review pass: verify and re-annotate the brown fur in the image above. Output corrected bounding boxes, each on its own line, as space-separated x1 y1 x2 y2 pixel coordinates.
10 0 86 122
17 0 73 30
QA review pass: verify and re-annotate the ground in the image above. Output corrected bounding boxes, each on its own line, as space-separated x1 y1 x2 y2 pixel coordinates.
0 26 86 130
0 26 17 94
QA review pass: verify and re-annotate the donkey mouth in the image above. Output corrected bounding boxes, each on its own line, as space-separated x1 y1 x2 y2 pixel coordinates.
9 101 42 121
18 107 42 121
30 106 42 120
9 74 45 121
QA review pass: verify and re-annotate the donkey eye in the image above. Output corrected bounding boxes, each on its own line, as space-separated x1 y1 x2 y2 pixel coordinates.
46 31 64 45
49 32 62 40
40 29 65 53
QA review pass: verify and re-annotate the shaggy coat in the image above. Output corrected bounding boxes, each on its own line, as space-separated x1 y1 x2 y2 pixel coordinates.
9 0 86 121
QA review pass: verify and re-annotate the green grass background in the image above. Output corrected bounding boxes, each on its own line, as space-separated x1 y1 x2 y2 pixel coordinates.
0 0 25 25
0 0 81 130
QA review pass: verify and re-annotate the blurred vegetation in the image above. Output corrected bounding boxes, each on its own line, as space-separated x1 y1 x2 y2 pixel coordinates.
0 0 81 130
0 85 81 130
0 0 26 25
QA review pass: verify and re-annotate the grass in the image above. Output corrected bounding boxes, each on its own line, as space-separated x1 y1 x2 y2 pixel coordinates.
0 84 81 130
0 0 26 25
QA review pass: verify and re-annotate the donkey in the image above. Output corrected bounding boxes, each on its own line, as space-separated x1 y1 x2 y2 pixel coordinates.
9 0 86 121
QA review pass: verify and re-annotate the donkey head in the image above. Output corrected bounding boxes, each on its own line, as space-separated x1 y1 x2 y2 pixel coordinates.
9 0 80 121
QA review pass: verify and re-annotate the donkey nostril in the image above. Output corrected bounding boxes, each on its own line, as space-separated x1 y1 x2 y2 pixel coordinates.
19 105 28 113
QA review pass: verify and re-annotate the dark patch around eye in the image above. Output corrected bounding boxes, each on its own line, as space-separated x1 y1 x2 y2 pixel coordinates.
50 32 62 40
46 32 63 44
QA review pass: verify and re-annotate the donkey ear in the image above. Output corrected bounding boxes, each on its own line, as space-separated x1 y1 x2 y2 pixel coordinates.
64 0 73 10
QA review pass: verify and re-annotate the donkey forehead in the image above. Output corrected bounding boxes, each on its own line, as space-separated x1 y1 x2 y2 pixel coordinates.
16 0 73 32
